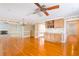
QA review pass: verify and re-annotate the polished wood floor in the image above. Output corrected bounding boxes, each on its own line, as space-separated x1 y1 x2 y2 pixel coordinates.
0 37 79 56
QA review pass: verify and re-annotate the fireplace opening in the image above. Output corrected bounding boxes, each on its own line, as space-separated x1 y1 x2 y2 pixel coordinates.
0 31 8 35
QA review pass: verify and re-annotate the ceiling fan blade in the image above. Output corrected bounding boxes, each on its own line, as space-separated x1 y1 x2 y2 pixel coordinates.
43 11 49 16
34 3 42 9
46 5 59 10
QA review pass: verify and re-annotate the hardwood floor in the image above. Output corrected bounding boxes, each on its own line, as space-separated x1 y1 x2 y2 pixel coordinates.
0 37 79 56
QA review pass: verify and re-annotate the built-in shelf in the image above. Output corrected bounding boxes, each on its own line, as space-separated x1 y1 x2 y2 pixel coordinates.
45 18 64 28
45 18 64 42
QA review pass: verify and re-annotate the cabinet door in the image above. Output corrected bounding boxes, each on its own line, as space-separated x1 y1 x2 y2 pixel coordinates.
54 19 64 28
44 33 51 41
50 34 54 42
54 34 62 42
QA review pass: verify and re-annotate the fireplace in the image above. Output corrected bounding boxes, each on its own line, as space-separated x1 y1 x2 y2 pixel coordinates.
0 31 8 35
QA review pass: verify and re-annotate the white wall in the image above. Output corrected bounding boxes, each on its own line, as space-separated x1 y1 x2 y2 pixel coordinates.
35 24 38 38
34 23 45 38
0 22 32 38
24 25 33 37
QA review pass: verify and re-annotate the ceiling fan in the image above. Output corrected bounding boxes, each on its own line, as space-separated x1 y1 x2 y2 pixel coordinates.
34 3 59 16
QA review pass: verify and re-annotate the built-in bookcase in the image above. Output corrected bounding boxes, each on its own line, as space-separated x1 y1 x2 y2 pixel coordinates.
45 18 64 28
45 18 64 42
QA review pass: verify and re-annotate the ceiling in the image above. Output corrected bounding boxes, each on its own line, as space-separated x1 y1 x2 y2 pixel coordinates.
0 3 79 24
